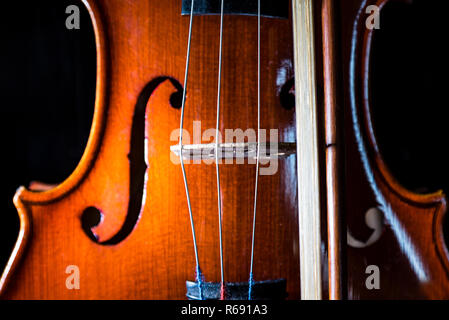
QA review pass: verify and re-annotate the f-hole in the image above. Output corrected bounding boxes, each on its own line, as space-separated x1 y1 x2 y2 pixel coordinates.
81 77 183 244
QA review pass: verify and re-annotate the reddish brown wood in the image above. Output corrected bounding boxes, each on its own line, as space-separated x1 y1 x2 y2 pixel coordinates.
322 0 343 300
0 0 300 299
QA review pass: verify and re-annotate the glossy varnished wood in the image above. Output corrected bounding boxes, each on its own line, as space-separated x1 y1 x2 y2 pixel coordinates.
0 0 299 299
322 0 343 300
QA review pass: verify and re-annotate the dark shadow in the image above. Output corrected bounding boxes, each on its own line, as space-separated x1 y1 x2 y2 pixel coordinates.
370 0 449 247
279 77 295 110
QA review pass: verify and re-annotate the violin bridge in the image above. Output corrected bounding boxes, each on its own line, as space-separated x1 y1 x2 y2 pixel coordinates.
170 142 296 161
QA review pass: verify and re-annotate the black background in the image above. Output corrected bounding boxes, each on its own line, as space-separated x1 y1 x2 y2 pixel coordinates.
371 0 449 195
0 1 95 270
370 0 449 244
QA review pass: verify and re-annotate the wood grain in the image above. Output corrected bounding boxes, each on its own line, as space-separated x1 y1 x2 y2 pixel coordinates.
322 0 343 300
0 0 300 299
292 0 322 300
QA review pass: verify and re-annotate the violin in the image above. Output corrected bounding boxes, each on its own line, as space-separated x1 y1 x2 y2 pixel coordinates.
1 0 448 300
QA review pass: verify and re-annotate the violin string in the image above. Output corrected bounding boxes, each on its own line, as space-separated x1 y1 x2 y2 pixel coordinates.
178 0 204 300
215 0 226 300
248 0 261 301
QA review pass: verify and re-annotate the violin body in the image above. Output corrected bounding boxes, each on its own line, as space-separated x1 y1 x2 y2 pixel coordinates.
1 0 449 300
1 0 300 299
